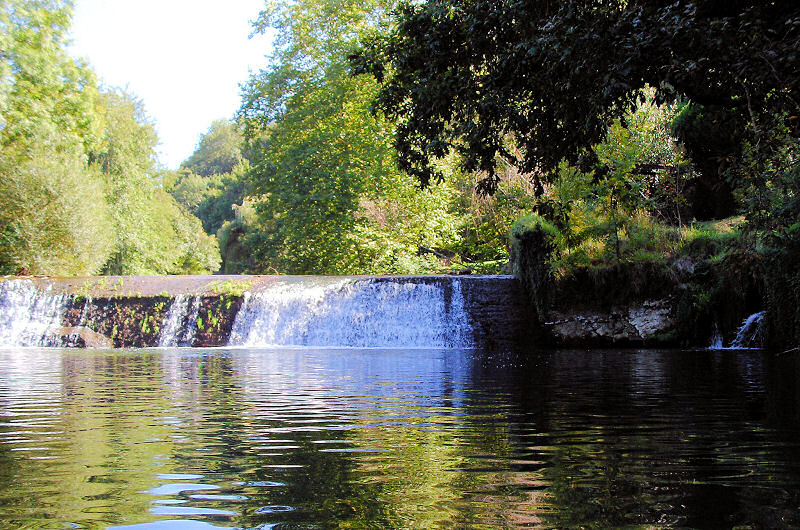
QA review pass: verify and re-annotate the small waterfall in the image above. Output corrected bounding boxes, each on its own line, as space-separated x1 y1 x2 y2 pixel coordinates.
158 295 201 347
0 280 66 347
229 278 473 348
730 311 765 349
708 321 724 349
708 311 766 350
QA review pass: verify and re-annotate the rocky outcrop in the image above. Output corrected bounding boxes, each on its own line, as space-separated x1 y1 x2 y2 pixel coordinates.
51 326 114 348
544 299 676 346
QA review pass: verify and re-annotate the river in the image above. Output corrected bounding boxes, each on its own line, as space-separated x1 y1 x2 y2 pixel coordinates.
1 346 798 528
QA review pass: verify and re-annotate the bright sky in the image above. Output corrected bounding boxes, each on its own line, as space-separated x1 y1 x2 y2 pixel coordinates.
68 0 274 169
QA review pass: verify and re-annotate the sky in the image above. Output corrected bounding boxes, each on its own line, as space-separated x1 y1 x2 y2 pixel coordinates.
68 0 274 169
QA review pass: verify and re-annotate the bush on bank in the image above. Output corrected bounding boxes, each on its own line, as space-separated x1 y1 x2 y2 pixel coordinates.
508 214 793 348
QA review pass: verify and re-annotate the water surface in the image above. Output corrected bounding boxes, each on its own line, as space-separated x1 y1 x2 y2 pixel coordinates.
1 347 799 528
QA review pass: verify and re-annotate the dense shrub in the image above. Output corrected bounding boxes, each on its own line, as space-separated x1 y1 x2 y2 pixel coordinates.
510 215 558 320
763 233 800 350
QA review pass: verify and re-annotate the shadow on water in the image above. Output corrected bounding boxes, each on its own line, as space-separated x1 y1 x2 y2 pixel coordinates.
470 348 800 528
0 347 799 528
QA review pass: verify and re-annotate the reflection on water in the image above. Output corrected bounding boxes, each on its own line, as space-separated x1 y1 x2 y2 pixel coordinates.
0 347 799 528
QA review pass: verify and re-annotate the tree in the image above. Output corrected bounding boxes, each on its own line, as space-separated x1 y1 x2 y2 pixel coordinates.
169 119 251 237
0 0 111 275
0 1 221 276
352 0 800 213
353 0 800 347
168 169 212 214
92 90 221 275
589 90 692 257
0 132 112 275
195 168 251 236
239 0 461 274
93 89 168 274
181 119 244 177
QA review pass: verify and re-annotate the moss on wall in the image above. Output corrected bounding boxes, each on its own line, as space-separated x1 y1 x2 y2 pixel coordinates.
763 239 800 350
61 294 242 348
193 295 243 346
63 296 172 348
510 215 557 321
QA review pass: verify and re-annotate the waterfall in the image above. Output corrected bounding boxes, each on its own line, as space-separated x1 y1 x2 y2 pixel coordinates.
708 322 724 350
708 311 766 349
228 277 473 348
0 280 66 347
730 311 765 349
158 295 201 347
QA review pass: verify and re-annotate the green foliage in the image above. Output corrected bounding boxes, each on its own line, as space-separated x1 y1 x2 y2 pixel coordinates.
238 0 545 275
239 0 470 275
506 92 696 272
0 0 110 275
510 215 558 320
511 200 762 344
0 130 112 275
168 170 211 213
181 119 244 177
94 91 221 275
0 0 101 150
763 229 800 349
93 89 161 274
159 190 222 275
354 176 464 274
510 206 760 347
354 0 800 347
242 68 397 273
680 218 742 260
447 154 540 271
757 156 800 347
207 279 253 297
354 1 799 195
593 89 694 230
0 2 221 276
195 169 251 235
169 162 251 237
215 202 261 274
169 119 252 244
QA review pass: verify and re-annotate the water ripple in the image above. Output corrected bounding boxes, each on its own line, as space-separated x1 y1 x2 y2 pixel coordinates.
0 347 798 528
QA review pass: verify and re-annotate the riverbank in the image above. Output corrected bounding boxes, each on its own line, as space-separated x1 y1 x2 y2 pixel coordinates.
509 215 776 349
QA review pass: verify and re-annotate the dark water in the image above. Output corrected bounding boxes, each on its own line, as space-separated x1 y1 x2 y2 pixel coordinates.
1 347 799 529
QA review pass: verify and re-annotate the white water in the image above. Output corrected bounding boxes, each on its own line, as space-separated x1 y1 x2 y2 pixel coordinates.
158 295 201 347
228 278 473 348
730 311 765 349
708 311 766 349
708 322 724 350
0 280 66 347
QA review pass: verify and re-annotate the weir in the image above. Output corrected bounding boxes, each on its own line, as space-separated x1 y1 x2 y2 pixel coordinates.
229 277 472 348
0 275 533 349
158 294 201 347
0 280 67 347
